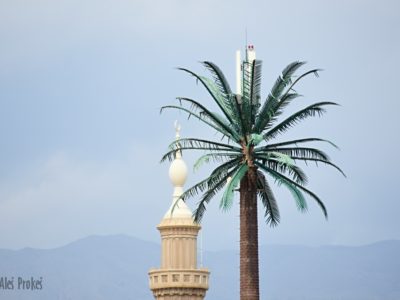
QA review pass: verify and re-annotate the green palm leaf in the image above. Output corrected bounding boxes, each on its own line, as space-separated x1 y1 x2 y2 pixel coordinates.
255 155 308 185
220 163 248 211
178 68 237 125
291 157 346 177
180 158 242 201
270 69 321 119
201 61 245 135
202 61 232 95
257 147 330 161
265 138 338 149
160 105 234 139
176 97 241 141
282 61 307 78
168 138 241 151
254 61 306 132
257 170 280 226
161 146 240 163
250 60 263 124
263 102 338 141
257 162 327 217
256 162 308 212
193 152 242 172
255 68 321 133
193 165 239 223
241 61 253 134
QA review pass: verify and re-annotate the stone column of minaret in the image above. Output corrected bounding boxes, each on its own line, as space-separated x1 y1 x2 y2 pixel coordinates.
148 121 210 300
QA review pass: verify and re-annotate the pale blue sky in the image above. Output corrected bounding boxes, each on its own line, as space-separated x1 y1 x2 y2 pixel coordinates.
0 0 399 250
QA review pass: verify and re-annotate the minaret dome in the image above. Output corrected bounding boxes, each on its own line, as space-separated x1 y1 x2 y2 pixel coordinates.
168 158 187 187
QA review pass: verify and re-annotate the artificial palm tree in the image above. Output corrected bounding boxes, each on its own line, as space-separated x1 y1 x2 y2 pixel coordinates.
161 54 344 300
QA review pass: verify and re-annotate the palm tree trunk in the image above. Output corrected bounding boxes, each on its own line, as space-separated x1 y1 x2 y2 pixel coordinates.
240 166 260 300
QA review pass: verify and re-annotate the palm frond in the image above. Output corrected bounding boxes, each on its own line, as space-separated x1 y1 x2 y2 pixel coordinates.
202 61 232 95
193 166 239 223
271 69 322 117
178 68 237 125
220 163 248 211
201 62 245 135
168 138 241 151
160 105 234 139
250 60 263 125
257 170 280 226
176 97 241 141
255 153 308 185
281 61 307 79
264 138 338 149
161 146 240 163
291 157 346 177
233 94 247 140
270 61 306 102
263 102 338 141
255 68 322 133
241 61 253 133
180 158 242 201
256 146 330 161
254 61 306 132
193 152 242 172
270 75 287 100
254 92 302 133
257 162 327 218
256 162 307 212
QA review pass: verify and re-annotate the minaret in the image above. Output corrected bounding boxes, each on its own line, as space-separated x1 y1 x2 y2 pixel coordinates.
149 122 210 300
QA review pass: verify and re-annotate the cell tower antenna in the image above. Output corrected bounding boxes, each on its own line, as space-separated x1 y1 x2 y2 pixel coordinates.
245 28 248 59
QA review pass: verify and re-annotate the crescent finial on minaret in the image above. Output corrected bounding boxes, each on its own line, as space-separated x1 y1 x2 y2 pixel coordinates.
174 120 182 158
174 120 181 140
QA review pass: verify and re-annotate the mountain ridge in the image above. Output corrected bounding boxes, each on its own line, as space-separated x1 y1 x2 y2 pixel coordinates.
0 235 399 300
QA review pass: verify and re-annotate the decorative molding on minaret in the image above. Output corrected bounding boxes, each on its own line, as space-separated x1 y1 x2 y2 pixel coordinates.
148 122 210 300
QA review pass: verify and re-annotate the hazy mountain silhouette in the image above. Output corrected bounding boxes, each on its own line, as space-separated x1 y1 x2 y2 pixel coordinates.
0 235 399 300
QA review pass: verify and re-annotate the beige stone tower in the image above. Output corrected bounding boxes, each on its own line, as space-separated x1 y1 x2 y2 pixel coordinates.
149 122 210 300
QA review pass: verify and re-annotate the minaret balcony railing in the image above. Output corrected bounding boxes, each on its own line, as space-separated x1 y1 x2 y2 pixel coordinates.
148 268 209 290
